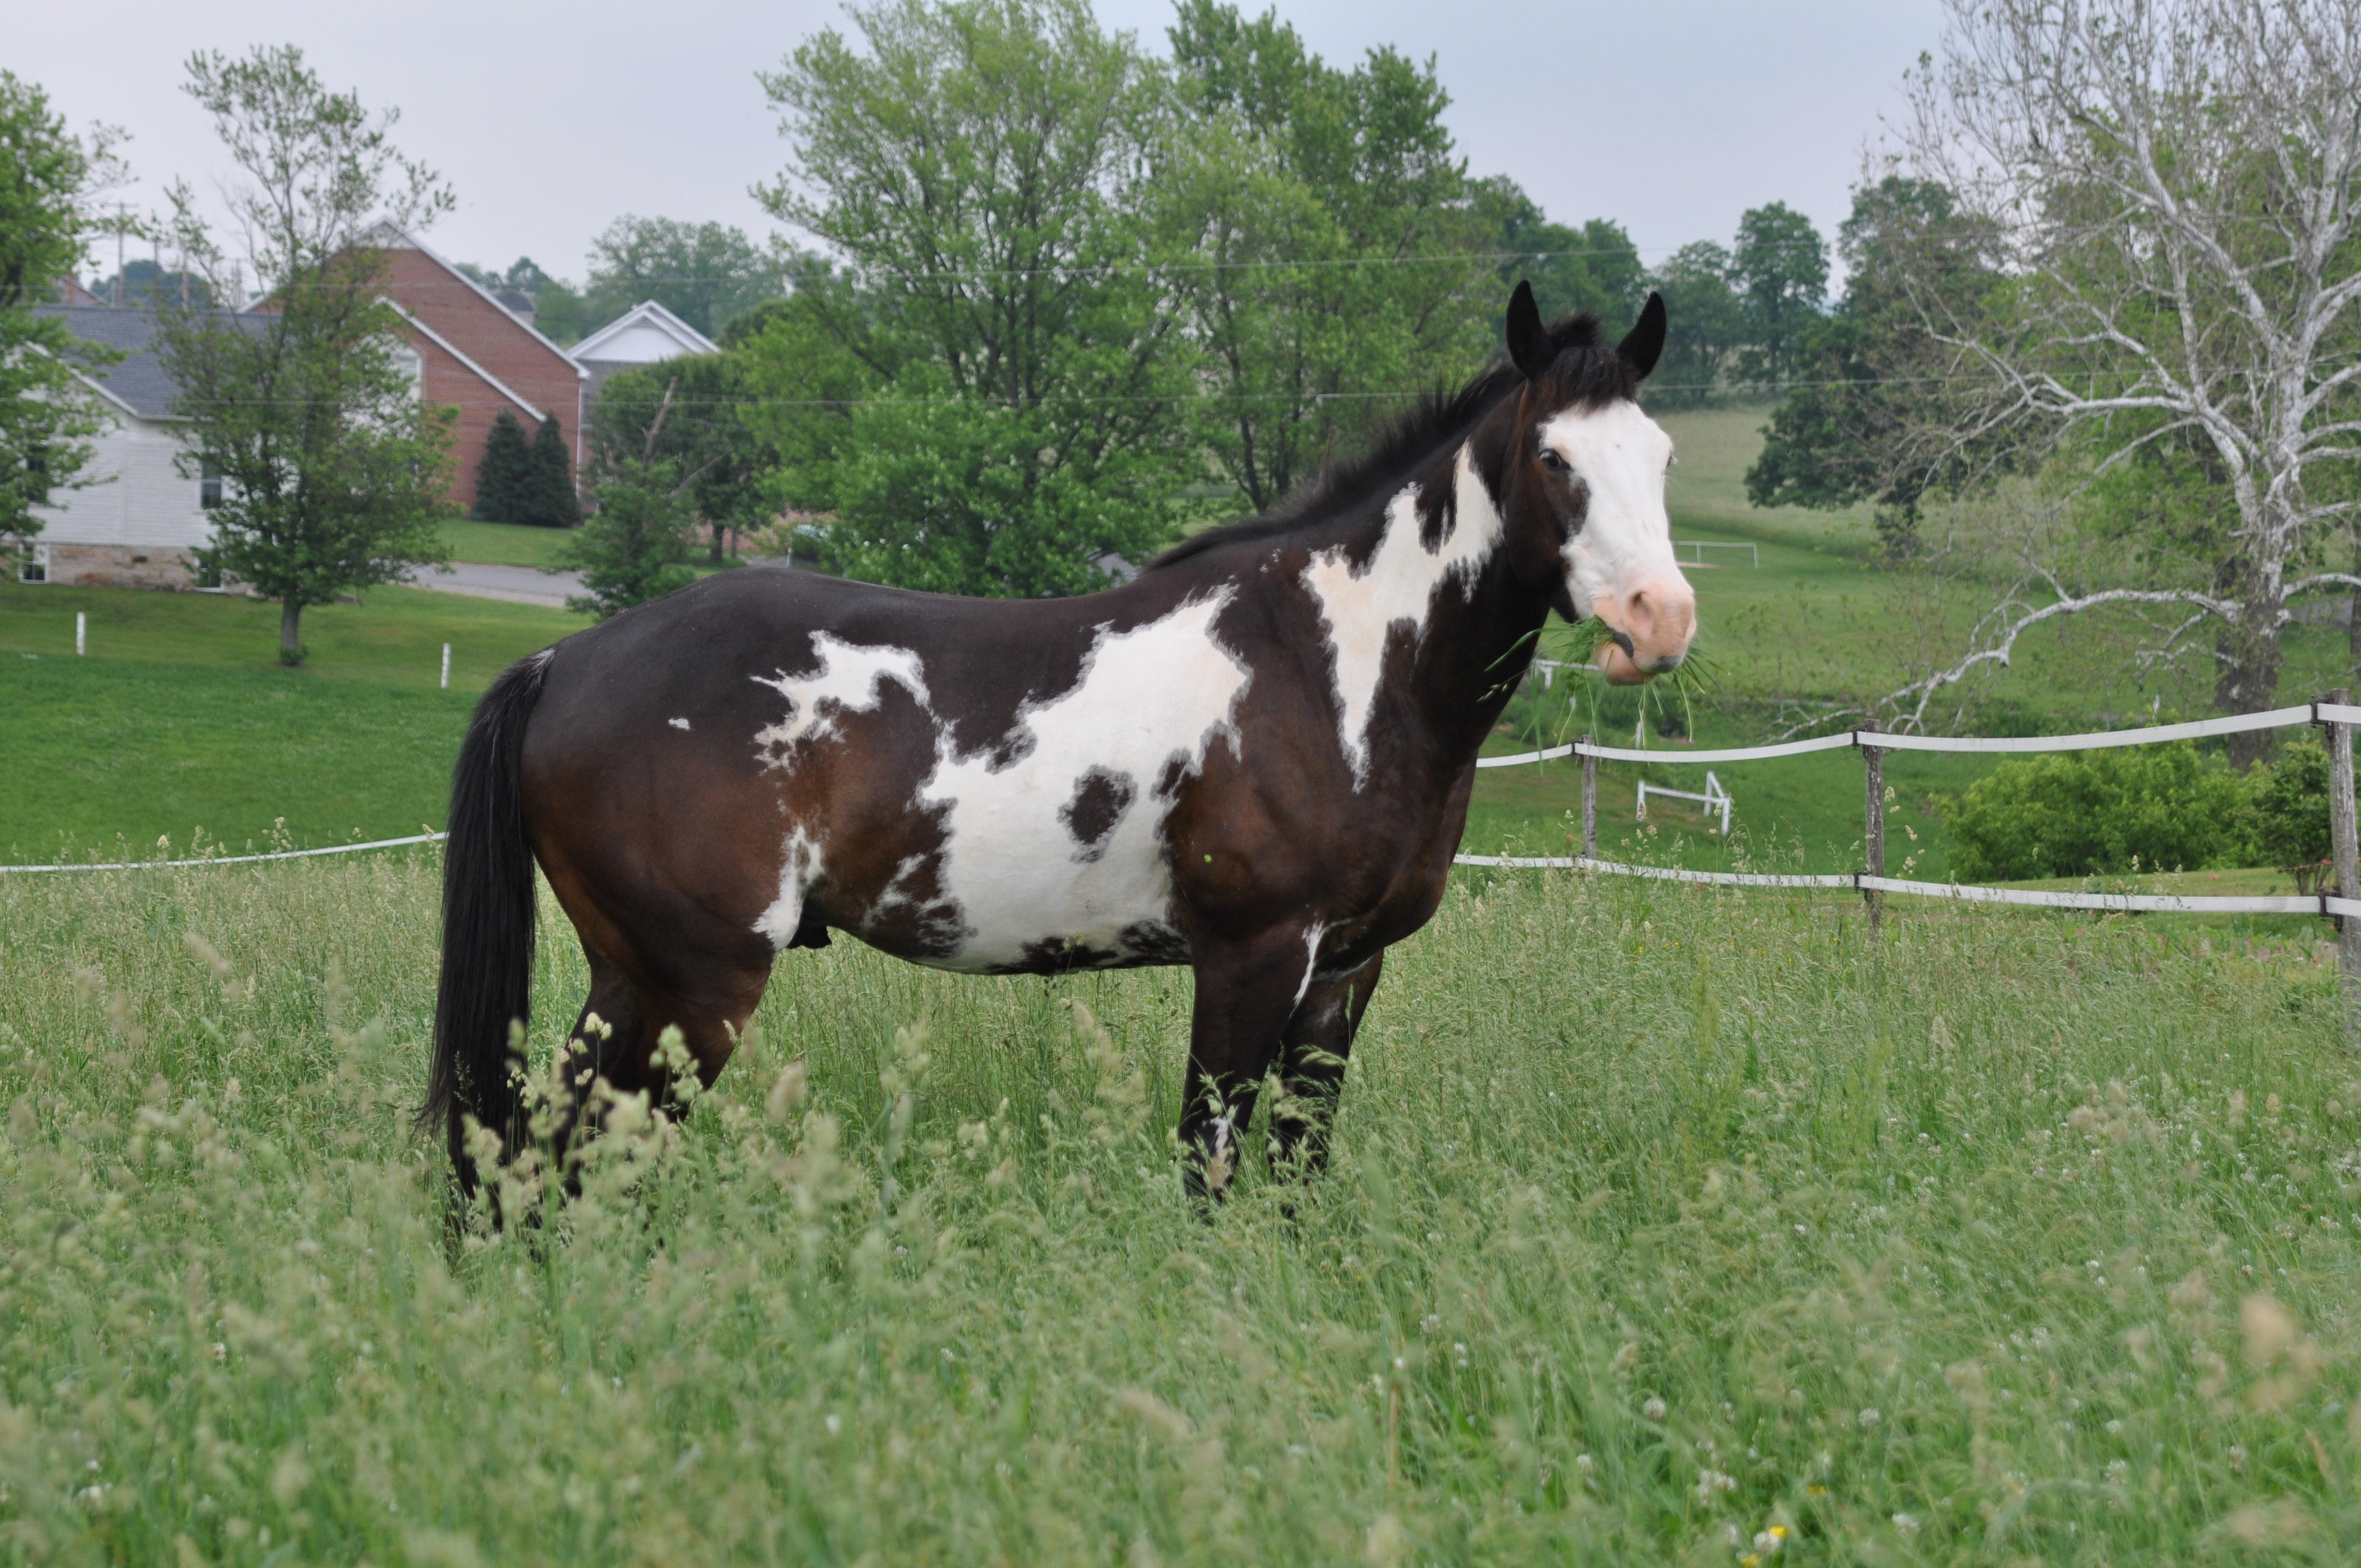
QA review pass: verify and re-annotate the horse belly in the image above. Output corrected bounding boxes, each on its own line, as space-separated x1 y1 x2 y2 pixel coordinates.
922 779 1190 974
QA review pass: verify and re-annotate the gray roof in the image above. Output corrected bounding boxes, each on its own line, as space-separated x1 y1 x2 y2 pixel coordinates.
34 304 270 420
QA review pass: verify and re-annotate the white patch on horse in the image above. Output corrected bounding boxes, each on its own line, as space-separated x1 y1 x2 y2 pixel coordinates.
668 717 691 731
1302 444 1505 787
1541 399 1678 619
753 827 822 952
918 590 1252 972
750 634 928 762
1293 921 1329 1009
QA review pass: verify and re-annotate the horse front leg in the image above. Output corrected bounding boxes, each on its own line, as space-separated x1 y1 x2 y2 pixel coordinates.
1180 925 1329 1202
1271 952 1384 1178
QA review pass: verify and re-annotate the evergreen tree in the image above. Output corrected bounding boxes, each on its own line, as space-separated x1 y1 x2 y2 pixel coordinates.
471 409 533 521
522 414 581 527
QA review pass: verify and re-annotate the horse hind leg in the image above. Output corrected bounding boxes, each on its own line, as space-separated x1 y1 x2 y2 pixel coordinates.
1270 953 1384 1178
538 937 769 1179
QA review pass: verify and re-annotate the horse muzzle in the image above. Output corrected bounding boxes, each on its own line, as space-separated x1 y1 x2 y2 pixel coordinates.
1590 578 1696 687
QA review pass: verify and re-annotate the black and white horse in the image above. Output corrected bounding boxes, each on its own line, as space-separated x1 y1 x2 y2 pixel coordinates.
427 283 1697 1195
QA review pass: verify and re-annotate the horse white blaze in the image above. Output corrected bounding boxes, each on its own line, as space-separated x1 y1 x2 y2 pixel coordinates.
1542 400 1695 683
1303 445 1506 787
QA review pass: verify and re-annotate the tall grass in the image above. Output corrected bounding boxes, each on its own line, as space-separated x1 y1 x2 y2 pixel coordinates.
3 856 2357 1564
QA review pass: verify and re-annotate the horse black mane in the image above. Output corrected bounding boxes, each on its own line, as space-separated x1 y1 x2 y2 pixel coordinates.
1145 311 1639 573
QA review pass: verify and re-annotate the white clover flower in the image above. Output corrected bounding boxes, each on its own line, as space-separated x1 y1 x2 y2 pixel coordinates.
1643 1395 1668 1420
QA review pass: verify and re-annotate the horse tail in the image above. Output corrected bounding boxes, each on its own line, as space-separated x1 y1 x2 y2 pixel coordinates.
423 646 553 1187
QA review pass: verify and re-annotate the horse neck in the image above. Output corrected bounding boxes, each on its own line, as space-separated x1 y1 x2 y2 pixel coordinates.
1403 446 1553 762
1292 427 1554 778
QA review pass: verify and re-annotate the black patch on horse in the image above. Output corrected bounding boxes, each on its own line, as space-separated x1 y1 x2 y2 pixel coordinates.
1060 767 1135 863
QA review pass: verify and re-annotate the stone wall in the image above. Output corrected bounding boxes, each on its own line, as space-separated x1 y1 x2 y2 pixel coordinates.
41 543 202 590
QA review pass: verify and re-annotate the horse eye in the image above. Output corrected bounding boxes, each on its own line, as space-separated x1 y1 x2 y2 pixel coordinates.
1537 449 1569 473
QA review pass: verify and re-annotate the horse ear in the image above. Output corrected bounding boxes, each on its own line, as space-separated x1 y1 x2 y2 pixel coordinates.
1505 281 1552 379
1616 291 1668 380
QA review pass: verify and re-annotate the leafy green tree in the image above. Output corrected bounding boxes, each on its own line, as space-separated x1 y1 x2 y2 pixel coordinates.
156 46 454 664
585 217 780 340
521 413 580 528
590 352 776 559
1483 179 1645 331
1730 202 1828 389
0 72 123 564
1870 2 2361 752
1161 1 1495 514
1645 241 1743 407
525 277 594 345
733 259 896 566
559 459 696 617
1746 177 2003 549
471 409 533 521
756 0 1197 595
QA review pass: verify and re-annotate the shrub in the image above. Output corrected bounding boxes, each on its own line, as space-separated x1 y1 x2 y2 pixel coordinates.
1946 742 2255 880
556 459 695 618
2253 734 2332 885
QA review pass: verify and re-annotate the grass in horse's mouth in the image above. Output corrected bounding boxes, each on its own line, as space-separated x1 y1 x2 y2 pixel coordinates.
1503 616 1719 753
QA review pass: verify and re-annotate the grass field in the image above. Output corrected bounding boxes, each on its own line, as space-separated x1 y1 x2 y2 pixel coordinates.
0 581 583 859
2 856 2357 1563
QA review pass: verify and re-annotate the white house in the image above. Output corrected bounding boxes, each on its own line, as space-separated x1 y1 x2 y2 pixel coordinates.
18 307 263 590
570 301 720 405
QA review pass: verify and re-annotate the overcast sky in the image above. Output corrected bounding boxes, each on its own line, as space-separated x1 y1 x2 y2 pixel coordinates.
22 0 1947 285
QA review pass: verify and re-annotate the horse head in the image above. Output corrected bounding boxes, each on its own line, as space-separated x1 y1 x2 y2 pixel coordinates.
1498 282 1697 685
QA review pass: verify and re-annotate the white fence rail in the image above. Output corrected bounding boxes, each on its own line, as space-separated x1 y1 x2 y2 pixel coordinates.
0 832 446 875
1462 699 2361 964
1674 540 1759 568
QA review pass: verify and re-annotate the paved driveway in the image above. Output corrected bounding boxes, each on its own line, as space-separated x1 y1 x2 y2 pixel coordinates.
407 561 584 608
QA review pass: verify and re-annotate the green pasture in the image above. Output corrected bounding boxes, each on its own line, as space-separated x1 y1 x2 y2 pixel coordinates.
437 519 579 569
3 856 2357 1563
0 581 583 859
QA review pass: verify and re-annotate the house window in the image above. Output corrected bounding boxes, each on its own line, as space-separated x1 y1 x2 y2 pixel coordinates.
200 471 224 510
17 544 48 583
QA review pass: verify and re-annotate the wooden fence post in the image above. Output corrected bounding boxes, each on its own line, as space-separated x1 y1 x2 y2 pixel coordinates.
1863 744 1885 932
2327 691 2360 1020
1580 737 1597 861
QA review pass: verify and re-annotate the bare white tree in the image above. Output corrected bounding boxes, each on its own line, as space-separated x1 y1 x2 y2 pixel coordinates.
1886 0 2361 753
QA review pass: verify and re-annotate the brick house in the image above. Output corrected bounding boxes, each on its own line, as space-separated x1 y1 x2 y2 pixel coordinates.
369 224 586 515
17 231 586 590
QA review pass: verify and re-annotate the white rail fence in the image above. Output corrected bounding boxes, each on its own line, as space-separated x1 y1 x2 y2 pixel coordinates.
1673 540 1759 568
1638 770 1733 837
1460 700 2361 973
0 832 446 875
